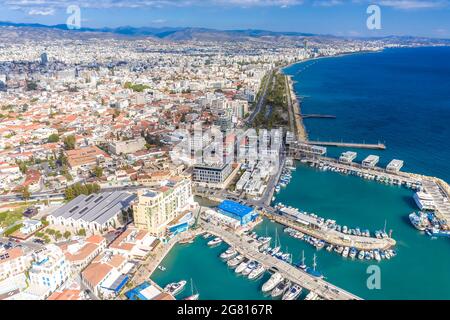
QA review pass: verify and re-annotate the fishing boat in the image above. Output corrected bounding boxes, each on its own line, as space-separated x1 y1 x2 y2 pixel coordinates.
358 250 365 260
262 273 283 293
248 264 266 280
184 279 199 301
235 259 250 274
207 237 222 247
374 250 381 262
271 279 291 298
326 244 333 252
349 248 357 259
342 247 350 258
203 233 211 239
164 280 187 296
409 212 430 231
227 255 244 268
282 284 302 300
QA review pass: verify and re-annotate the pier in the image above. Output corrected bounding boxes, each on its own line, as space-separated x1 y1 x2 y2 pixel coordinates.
201 222 362 300
303 156 419 185
308 141 386 150
261 210 396 251
300 114 336 119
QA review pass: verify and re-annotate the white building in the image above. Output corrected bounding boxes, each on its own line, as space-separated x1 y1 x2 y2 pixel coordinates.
28 245 70 293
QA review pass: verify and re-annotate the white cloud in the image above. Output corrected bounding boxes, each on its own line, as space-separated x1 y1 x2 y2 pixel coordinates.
376 0 449 9
28 7 55 15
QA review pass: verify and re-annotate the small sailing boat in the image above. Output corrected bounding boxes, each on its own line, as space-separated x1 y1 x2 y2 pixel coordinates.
305 254 324 279
184 279 199 301
297 250 307 271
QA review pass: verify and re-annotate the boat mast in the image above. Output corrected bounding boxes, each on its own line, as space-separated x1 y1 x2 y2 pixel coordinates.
313 254 317 272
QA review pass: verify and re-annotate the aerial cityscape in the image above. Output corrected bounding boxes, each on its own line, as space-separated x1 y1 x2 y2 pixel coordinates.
0 0 450 303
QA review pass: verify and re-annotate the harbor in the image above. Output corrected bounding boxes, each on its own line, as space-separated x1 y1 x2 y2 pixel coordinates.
272 162 450 299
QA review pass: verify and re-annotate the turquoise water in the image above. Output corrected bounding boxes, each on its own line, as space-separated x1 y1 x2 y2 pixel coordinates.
267 164 450 300
151 236 271 300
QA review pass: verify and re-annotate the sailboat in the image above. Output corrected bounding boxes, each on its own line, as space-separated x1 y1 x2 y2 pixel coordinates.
297 250 307 271
270 228 281 256
184 279 199 300
305 254 324 279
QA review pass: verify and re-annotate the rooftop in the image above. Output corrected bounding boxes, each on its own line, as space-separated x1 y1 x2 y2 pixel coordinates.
218 200 254 218
49 192 136 225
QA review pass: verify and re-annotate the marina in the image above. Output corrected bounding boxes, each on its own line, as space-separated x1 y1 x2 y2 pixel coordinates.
271 162 450 299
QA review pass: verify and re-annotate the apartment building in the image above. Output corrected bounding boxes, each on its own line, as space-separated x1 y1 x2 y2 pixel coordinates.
133 178 194 236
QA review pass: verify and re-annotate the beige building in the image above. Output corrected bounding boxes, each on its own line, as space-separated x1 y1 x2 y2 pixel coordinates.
133 178 194 236
108 137 146 155
0 247 31 281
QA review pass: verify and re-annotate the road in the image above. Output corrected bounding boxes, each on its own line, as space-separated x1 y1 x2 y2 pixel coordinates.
246 70 274 125
0 185 147 203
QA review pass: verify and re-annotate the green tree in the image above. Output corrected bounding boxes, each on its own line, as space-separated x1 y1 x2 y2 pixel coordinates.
48 133 60 143
63 135 76 150
77 229 86 236
54 231 62 241
92 166 103 178
18 161 27 174
21 186 31 201
63 231 71 239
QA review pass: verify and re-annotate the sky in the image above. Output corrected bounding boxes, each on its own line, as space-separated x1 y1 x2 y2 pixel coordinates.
0 0 449 38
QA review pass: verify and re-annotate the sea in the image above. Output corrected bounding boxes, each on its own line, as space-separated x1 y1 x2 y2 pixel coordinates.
151 47 450 300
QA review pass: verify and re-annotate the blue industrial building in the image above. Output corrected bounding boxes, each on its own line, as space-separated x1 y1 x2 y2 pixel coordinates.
217 200 257 226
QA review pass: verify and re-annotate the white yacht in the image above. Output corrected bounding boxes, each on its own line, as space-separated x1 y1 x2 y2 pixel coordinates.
164 280 187 296
413 191 435 211
220 247 237 260
207 237 222 247
304 291 319 300
262 273 284 293
271 279 291 298
342 247 350 258
235 259 249 274
358 250 365 260
282 284 302 300
248 265 266 280
242 261 257 276
227 255 244 268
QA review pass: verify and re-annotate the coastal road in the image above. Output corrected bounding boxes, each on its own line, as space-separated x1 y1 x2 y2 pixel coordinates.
246 70 274 125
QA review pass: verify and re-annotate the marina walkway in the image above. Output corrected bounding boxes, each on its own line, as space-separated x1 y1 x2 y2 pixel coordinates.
201 222 362 300
307 157 419 185
263 211 396 250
